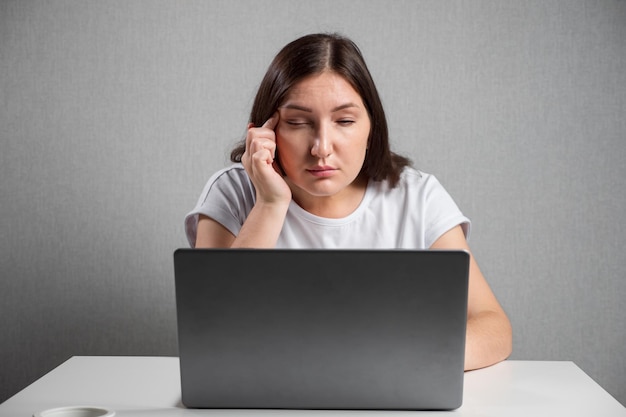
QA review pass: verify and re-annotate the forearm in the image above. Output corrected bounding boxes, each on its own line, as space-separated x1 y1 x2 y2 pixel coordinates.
464 309 512 371
231 201 289 248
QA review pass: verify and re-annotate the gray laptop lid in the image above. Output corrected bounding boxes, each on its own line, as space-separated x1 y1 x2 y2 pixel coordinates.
174 249 469 410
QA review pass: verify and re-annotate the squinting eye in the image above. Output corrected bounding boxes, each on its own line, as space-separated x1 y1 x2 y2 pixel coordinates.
286 120 310 126
337 120 355 126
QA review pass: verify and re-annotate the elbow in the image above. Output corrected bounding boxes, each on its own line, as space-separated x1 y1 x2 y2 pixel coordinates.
464 311 513 371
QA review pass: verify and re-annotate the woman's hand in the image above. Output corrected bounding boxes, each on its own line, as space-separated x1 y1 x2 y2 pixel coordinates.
241 112 292 206
196 113 292 249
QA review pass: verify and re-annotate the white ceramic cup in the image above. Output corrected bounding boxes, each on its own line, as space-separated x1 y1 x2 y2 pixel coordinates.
33 406 115 417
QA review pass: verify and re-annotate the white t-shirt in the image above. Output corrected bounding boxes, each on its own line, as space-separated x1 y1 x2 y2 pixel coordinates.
185 164 470 249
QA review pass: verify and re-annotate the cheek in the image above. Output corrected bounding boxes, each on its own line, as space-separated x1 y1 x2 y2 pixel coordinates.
354 126 371 154
275 135 307 168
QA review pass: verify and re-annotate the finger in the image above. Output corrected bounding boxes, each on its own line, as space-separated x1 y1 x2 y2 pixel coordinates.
247 136 276 161
251 148 274 167
245 115 278 164
262 111 280 130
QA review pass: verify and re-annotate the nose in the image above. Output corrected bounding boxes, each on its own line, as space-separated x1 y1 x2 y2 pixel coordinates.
311 125 332 158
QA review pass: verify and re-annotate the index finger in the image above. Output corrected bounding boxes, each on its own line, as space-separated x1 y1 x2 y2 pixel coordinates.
262 111 280 130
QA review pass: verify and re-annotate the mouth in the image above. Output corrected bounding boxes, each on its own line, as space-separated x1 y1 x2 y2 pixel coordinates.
306 165 338 178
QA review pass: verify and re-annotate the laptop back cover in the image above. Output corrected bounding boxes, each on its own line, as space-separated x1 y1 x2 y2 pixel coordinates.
174 249 469 410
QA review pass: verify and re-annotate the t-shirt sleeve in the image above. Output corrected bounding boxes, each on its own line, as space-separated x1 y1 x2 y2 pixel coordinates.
422 175 471 248
184 165 256 247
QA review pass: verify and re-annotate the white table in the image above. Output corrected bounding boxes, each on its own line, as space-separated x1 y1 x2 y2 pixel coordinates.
1 356 624 416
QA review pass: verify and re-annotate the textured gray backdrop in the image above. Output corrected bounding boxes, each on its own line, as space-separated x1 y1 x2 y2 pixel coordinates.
1 0 625 406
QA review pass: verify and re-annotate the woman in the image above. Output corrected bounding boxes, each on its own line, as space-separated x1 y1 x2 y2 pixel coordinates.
185 33 512 370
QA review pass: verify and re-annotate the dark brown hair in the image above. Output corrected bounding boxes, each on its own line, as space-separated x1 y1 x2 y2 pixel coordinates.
230 33 410 186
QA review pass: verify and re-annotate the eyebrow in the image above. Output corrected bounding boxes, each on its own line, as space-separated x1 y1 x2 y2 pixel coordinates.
280 103 360 113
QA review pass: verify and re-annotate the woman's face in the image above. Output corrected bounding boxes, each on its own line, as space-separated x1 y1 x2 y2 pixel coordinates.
276 71 371 215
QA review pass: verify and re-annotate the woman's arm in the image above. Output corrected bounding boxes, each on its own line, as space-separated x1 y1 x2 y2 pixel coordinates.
195 198 288 248
196 113 291 249
430 225 512 370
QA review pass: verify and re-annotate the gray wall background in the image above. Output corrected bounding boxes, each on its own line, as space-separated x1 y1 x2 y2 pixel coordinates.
1 0 625 406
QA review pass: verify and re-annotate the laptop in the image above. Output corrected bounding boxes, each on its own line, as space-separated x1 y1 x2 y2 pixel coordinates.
174 249 469 410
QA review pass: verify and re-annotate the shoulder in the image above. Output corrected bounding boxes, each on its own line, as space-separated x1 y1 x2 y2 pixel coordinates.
372 166 468 225
373 166 440 197
191 163 256 220
207 163 250 187
400 166 442 185
200 163 254 199
184 164 254 247
397 167 470 241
